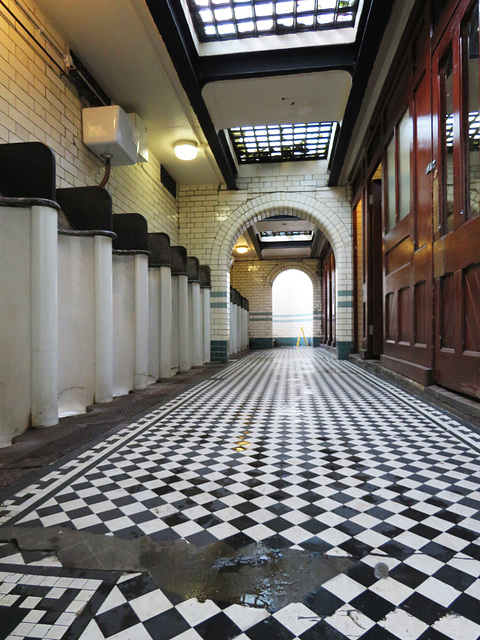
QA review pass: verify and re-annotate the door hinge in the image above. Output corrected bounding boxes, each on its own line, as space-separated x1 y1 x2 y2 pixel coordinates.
426 160 436 175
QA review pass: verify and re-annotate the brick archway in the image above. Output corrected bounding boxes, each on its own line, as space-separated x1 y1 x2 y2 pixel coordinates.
265 261 321 288
208 192 353 360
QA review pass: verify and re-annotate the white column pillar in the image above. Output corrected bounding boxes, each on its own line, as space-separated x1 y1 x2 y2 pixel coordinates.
229 301 235 354
188 281 195 368
203 287 211 363
178 274 190 371
134 253 149 389
159 265 172 378
237 303 242 353
148 267 161 383
113 255 135 397
95 235 113 402
244 307 248 350
192 281 202 367
171 275 179 373
241 305 245 351
31 205 58 427
242 306 246 351
200 288 205 363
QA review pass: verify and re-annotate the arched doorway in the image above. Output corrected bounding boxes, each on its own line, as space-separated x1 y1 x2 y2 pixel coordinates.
208 192 353 360
272 270 313 346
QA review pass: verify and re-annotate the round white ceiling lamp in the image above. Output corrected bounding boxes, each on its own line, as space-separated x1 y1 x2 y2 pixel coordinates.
236 245 248 254
174 140 198 161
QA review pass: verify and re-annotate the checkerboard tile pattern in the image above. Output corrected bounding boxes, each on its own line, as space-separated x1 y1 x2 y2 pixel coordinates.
1 349 480 639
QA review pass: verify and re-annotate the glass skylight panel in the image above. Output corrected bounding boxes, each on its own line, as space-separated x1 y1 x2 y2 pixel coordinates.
229 121 337 163
187 0 359 42
260 230 314 242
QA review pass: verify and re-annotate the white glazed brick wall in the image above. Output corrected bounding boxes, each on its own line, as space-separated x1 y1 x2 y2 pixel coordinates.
179 167 353 347
231 259 322 340
0 0 178 241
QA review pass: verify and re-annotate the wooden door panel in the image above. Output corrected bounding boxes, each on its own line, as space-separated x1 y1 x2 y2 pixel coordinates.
385 237 413 275
399 287 411 343
385 264 414 292
381 65 434 383
464 263 480 352
434 217 480 274
439 273 456 349
385 292 397 342
414 281 427 345
384 217 412 253
432 0 480 399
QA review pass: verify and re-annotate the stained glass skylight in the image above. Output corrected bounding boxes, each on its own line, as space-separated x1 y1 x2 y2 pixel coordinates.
229 122 337 163
187 0 359 42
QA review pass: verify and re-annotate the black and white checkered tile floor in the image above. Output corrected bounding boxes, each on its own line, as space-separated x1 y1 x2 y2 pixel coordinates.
1 349 480 639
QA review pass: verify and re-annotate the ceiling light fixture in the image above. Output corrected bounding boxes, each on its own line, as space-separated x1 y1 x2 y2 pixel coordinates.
174 140 198 161
236 245 249 254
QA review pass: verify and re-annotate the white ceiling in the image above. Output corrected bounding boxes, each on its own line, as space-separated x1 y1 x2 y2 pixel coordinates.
233 219 320 261
203 71 352 130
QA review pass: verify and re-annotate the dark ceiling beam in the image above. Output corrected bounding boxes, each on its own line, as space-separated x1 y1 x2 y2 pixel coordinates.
310 229 329 259
145 0 238 190
328 0 394 186
262 241 313 250
197 44 356 85
247 226 263 261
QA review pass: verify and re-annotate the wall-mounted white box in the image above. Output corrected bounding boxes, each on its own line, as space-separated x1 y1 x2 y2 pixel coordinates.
82 105 138 166
128 113 149 163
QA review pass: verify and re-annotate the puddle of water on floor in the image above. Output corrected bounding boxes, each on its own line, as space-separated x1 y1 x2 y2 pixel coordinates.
143 541 355 612
3 527 357 614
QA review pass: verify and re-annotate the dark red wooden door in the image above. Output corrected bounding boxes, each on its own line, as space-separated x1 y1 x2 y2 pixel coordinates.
381 65 434 385
362 179 383 359
322 251 336 346
432 0 480 398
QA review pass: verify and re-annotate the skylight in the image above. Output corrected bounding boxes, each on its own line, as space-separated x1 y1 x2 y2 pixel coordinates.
260 230 314 242
187 0 359 42
229 122 337 163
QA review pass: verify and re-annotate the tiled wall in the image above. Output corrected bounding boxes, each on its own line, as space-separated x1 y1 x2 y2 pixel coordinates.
178 166 353 357
231 259 322 347
0 0 179 241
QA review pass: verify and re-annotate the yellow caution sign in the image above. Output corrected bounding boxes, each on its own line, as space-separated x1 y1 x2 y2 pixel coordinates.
296 326 308 347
